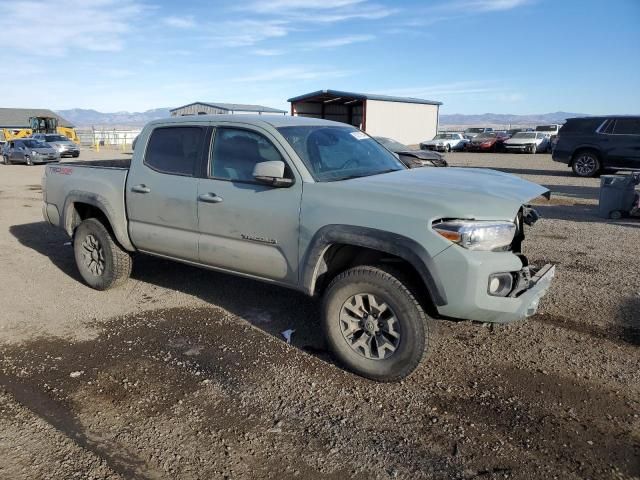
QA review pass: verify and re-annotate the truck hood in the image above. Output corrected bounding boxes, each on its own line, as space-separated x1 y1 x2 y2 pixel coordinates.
330 167 549 220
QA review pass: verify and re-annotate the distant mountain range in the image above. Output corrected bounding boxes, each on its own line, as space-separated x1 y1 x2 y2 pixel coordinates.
55 108 590 128
55 108 171 127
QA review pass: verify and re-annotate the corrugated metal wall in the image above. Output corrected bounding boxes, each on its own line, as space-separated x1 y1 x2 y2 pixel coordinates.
171 103 229 116
292 102 363 128
365 101 439 145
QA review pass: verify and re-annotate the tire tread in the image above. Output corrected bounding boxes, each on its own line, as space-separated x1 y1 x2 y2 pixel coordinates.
74 218 132 290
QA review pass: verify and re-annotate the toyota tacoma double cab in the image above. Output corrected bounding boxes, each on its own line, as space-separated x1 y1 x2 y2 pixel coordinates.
42 115 555 382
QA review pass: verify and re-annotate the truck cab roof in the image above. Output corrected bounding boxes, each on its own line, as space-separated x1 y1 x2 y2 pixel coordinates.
148 114 346 129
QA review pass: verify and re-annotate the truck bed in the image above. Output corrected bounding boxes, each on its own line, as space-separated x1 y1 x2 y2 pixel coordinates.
43 159 133 250
59 159 131 169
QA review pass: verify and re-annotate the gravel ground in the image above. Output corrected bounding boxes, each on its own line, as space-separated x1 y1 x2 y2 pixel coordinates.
0 149 638 480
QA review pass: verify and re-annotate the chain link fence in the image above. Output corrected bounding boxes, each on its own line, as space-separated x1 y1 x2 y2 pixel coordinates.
76 128 142 150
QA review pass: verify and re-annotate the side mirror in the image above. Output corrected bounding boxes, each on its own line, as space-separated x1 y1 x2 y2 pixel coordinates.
253 160 293 187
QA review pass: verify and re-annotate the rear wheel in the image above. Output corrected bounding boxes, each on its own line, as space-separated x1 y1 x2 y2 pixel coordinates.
73 218 132 290
572 151 601 177
322 265 432 382
2 155 9 165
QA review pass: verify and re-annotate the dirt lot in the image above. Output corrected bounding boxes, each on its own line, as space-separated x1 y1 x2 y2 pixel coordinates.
0 149 638 480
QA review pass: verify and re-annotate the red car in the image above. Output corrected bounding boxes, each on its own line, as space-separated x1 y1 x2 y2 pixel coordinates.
465 132 510 152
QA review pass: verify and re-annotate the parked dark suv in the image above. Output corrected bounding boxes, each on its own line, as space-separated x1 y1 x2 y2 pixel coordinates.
552 116 640 177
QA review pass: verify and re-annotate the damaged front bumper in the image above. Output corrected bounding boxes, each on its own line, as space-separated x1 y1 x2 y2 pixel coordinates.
492 263 555 323
432 203 555 324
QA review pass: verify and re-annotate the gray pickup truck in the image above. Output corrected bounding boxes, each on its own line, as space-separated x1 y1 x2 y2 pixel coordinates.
42 115 555 381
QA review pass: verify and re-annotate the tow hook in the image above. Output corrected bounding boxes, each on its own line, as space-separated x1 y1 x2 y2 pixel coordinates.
522 206 540 226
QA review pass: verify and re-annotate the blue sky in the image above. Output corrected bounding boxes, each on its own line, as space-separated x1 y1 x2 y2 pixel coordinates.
1 0 638 114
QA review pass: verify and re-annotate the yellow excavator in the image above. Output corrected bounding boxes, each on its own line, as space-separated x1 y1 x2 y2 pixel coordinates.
0 116 80 144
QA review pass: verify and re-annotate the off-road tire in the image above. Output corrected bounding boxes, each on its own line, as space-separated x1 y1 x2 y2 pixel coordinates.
322 265 432 382
73 218 132 290
572 151 601 177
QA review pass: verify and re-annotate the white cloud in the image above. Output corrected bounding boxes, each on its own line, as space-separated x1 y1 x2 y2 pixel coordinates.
401 0 531 26
0 0 144 56
239 0 395 23
460 0 532 11
381 81 525 105
305 34 375 48
382 82 499 98
103 68 135 79
206 20 289 47
252 49 287 56
233 67 354 83
424 0 531 14
162 16 196 29
245 0 365 13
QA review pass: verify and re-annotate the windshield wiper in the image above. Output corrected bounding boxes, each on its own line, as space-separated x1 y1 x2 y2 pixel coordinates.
331 169 401 181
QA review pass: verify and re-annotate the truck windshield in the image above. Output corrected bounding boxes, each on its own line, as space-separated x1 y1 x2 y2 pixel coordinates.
278 126 405 182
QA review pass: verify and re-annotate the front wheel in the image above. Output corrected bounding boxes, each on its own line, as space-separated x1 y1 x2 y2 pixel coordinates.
322 265 431 382
25 155 33 166
445 144 451 153
572 151 601 177
73 218 132 290
529 144 537 154
2 155 9 165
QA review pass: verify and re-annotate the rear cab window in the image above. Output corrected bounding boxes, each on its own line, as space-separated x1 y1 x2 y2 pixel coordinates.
144 126 206 176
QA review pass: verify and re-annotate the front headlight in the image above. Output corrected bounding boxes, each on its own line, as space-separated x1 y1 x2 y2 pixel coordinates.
433 220 516 251
31 150 38 155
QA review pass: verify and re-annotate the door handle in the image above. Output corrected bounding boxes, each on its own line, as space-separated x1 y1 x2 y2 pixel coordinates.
131 184 151 194
198 193 224 204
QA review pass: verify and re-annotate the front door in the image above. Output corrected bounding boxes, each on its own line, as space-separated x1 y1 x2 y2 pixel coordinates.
197 126 302 283
10 142 24 162
126 125 207 262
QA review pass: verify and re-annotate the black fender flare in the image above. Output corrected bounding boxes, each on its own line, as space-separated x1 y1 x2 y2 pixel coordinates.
62 191 135 251
569 144 603 164
301 225 447 306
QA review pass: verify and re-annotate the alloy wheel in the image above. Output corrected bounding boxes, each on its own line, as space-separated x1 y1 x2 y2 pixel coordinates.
574 155 597 176
339 293 401 360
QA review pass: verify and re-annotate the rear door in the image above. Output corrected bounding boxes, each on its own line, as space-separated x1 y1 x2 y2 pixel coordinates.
609 118 640 168
126 125 208 261
197 125 302 283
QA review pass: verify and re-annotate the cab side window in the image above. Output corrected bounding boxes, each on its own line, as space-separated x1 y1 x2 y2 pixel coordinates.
210 128 289 183
144 126 205 176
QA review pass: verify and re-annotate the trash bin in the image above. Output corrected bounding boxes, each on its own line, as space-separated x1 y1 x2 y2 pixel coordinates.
598 174 639 219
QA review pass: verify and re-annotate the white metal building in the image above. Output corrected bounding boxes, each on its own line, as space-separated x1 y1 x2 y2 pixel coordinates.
170 102 287 117
288 90 442 145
